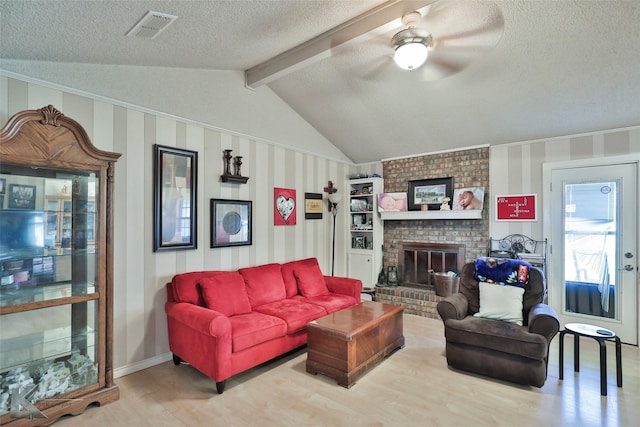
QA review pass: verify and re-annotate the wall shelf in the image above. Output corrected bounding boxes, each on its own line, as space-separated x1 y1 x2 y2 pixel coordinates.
220 174 249 184
380 210 482 220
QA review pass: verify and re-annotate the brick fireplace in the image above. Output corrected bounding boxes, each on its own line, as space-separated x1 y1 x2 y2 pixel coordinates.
376 241 466 318
375 147 489 319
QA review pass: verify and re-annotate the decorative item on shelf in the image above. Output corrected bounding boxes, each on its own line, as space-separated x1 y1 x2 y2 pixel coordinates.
440 197 451 210
387 265 399 286
223 149 232 175
352 235 366 249
220 149 249 184
452 187 485 211
408 177 454 211
378 192 407 212
234 156 243 176
350 199 368 212
349 173 369 179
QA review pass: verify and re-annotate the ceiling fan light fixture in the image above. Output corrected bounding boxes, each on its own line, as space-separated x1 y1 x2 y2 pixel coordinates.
393 39 429 70
391 27 432 71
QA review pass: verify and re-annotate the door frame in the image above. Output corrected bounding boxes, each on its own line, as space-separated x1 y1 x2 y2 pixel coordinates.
542 155 640 345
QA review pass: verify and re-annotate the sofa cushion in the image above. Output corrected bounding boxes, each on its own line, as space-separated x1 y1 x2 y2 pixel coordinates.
200 272 252 317
239 263 287 307
474 281 525 325
172 271 228 306
281 258 321 298
293 263 329 297
292 293 357 314
228 312 288 352
445 316 548 360
253 299 326 334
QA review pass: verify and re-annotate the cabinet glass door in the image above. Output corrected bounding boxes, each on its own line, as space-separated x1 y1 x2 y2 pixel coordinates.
0 165 101 415
0 301 99 406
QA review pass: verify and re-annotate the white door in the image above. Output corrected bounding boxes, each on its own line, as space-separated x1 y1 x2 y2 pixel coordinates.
544 159 638 344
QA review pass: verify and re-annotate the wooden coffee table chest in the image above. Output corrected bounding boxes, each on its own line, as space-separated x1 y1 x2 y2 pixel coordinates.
306 301 404 388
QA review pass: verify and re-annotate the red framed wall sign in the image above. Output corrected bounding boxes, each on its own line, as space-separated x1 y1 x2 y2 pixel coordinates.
274 187 297 225
495 194 537 221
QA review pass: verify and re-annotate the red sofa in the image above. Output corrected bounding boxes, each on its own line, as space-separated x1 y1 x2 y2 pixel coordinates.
165 257 362 393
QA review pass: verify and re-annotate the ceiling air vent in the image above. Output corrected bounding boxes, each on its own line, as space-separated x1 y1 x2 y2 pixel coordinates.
126 11 178 39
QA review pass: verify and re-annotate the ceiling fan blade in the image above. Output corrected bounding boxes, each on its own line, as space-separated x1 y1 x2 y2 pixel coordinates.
423 0 504 50
361 55 394 80
418 56 462 81
409 0 504 80
330 32 397 81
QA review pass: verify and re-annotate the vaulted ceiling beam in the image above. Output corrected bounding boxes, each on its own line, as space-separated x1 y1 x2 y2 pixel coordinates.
245 0 435 88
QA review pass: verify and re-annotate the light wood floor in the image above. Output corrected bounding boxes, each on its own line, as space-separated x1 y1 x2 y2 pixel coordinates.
58 315 638 427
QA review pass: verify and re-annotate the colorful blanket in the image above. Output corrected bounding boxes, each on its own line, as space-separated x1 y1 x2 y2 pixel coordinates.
474 257 531 288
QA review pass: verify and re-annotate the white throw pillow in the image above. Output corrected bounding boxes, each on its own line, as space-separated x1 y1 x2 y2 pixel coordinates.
474 281 525 326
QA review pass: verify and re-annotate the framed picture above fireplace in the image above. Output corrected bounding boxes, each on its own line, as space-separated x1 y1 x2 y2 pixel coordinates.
407 177 453 211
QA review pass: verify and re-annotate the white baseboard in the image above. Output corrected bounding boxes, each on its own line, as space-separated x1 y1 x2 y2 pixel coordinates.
113 352 173 379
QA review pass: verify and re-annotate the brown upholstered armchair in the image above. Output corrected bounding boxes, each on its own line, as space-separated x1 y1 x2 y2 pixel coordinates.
437 261 560 387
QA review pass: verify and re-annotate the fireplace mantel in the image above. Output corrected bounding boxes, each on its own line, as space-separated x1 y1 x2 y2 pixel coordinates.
380 210 482 220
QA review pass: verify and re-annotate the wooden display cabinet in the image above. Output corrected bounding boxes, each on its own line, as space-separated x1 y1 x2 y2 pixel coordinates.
0 106 120 425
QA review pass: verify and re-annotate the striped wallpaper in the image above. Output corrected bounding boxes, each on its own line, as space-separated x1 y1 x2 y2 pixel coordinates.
2 72 639 376
0 75 355 376
489 127 640 240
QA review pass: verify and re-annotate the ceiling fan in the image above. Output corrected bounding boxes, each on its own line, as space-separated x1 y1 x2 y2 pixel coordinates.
246 0 504 87
391 11 432 70
367 0 505 81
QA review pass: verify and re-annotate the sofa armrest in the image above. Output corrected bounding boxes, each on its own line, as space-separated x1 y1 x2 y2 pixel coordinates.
528 303 560 341
436 293 468 322
324 275 363 301
165 301 233 382
165 301 231 337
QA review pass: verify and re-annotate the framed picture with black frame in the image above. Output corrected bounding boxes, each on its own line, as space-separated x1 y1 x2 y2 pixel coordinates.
153 144 198 251
8 184 36 209
210 198 252 248
407 177 454 211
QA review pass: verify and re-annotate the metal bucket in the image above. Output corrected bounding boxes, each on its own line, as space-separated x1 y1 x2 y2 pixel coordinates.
433 273 460 297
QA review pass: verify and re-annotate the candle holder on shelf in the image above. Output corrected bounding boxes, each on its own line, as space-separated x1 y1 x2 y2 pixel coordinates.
223 149 232 176
234 156 243 176
220 149 249 184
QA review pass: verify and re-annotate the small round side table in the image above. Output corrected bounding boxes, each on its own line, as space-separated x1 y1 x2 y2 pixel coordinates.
559 323 622 396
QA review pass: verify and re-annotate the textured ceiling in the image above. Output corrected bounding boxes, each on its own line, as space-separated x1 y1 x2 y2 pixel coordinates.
1 0 640 164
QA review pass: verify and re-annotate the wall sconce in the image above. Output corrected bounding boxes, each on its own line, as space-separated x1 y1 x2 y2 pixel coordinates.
324 180 338 211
